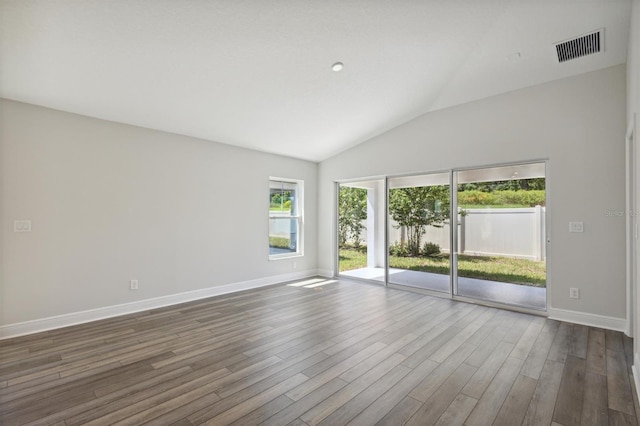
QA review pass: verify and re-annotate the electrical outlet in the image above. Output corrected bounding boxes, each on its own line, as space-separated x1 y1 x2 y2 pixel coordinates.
13 220 32 232
130 280 139 290
569 287 579 299
569 221 584 233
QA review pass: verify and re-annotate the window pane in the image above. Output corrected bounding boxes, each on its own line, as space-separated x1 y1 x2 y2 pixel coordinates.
269 178 302 259
269 218 299 255
270 188 296 215
269 180 297 216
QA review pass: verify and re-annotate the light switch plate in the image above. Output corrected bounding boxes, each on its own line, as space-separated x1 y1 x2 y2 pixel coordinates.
569 221 583 233
14 220 32 232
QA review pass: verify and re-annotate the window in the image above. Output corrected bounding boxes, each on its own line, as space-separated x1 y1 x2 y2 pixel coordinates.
269 178 303 259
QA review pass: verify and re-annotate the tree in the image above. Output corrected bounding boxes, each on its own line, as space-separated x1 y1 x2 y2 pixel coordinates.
388 186 449 256
269 190 292 210
338 187 367 249
458 177 545 192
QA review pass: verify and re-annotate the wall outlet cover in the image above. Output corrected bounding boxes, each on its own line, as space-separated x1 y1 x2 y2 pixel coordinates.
14 220 32 232
569 221 584 233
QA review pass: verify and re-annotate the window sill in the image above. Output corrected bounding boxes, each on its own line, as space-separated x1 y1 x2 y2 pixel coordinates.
269 252 304 261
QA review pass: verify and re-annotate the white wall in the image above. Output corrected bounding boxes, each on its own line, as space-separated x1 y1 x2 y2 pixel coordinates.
0 99 318 329
319 65 627 321
629 0 640 129
628 0 640 390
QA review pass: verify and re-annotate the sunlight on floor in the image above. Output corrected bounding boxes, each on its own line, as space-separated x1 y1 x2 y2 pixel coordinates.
287 278 338 289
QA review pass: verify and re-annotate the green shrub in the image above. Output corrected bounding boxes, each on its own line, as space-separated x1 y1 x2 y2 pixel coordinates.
525 191 546 206
389 241 410 257
458 190 545 207
422 242 441 257
338 187 367 249
457 190 493 206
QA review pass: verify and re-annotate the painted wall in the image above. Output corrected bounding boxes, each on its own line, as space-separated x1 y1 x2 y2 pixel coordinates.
0 99 318 327
629 0 640 128
628 0 640 380
319 65 627 320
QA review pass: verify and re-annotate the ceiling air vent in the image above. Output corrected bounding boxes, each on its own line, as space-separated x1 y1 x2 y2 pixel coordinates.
555 30 602 63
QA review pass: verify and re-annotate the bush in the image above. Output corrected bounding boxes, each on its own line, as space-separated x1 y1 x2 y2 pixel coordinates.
338 187 367 249
458 190 545 207
422 242 441 257
457 190 493 206
389 241 410 257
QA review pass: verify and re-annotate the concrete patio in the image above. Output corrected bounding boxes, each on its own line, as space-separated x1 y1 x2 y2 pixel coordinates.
340 267 546 311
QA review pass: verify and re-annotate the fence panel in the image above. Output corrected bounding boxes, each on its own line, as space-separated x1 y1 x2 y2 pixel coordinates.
387 207 545 260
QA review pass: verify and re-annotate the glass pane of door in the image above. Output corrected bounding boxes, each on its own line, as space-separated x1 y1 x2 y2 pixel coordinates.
454 163 547 310
387 173 451 293
337 179 386 282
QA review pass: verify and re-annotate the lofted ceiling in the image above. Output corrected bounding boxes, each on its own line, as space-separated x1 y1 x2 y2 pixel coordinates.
0 0 632 162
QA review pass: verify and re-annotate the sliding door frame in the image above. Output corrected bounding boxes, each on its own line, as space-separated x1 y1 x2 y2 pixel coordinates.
334 176 388 283
449 160 550 314
384 176 390 287
334 159 550 316
450 170 459 297
626 115 637 337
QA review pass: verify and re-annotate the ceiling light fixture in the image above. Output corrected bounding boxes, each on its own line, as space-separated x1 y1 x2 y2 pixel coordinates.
331 62 344 72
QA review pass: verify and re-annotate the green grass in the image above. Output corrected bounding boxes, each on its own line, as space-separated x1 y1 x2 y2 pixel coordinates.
338 247 368 271
269 236 291 249
339 248 546 287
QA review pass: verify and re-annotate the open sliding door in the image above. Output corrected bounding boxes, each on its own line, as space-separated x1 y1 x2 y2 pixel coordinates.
337 179 386 282
387 173 451 294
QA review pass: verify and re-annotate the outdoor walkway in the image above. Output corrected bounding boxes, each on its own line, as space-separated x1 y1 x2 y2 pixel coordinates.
341 267 546 311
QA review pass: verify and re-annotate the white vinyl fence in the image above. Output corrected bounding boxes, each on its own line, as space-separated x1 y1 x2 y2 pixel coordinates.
385 206 546 261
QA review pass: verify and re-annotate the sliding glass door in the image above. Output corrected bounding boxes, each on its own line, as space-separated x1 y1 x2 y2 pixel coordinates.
387 173 451 293
337 179 386 282
336 162 548 312
453 163 547 310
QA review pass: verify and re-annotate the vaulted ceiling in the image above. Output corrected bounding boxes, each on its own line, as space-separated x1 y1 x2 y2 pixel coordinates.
0 0 632 162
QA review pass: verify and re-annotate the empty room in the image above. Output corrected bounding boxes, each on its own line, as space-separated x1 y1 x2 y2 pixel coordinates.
2 0 640 425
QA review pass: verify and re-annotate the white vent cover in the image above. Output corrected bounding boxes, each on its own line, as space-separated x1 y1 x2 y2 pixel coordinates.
555 29 603 63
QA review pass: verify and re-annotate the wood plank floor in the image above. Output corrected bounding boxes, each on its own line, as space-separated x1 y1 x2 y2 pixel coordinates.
0 277 638 426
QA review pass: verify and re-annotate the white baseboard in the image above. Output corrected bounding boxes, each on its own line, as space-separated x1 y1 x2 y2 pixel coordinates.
316 268 334 278
547 307 627 332
633 354 640 408
4 275 628 339
0 269 319 340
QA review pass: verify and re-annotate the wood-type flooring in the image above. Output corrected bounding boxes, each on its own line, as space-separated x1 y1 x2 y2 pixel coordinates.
1 277 638 425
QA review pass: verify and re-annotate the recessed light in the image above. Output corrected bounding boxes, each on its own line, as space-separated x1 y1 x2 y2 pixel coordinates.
331 62 344 72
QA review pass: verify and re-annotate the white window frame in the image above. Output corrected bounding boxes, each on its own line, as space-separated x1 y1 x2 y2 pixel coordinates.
269 177 304 260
